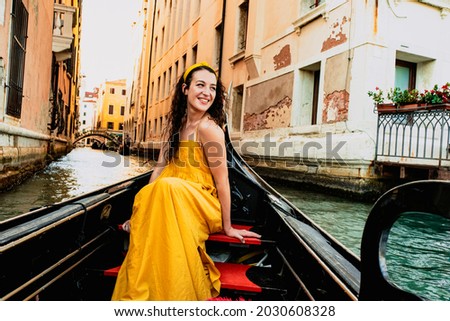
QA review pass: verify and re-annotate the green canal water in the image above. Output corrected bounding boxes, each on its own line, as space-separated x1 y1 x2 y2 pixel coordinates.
0 147 448 300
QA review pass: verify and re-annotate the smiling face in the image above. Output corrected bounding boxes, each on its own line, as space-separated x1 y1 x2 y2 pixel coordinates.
183 69 217 113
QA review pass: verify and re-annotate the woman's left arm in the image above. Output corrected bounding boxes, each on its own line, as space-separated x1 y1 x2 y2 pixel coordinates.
199 121 261 243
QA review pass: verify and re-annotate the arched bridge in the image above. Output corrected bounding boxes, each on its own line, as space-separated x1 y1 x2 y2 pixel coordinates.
73 130 121 146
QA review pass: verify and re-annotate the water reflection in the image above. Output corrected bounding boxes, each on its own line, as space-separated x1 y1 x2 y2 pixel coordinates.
0 148 152 220
267 182 372 256
386 212 450 300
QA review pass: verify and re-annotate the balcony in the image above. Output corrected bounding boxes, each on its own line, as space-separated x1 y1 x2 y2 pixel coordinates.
52 3 76 55
375 104 450 178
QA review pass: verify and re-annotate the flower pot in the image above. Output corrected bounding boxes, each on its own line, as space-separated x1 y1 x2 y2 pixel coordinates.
397 103 419 112
376 103 397 113
425 103 450 111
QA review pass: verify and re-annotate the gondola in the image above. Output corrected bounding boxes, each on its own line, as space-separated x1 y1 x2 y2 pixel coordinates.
1 127 448 301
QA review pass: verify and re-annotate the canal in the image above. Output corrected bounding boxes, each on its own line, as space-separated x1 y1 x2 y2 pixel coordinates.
0 147 371 255
0 147 448 300
0 148 153 221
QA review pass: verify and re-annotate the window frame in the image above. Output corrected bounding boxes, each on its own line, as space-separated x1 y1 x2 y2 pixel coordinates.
6 0 29 118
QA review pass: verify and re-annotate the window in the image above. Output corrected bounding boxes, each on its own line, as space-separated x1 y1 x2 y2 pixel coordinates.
83 112 86 116
183 0 190 30
175 61 179 81
395 60 417 91
109 105 114 114
309 0 324 9
162 71 166 98
214 23 222 67
237 1 248 51
157 76 161 100
177 0 183 37
120 106 125 115
107 122 114 130
169 0 175 46
122 89 126 95
168 67 172 94
192 44 198 65
182 54 187 74
231 85 244 132
6 0 28 118
302 0 325 12
161 26 165 53
194 0 201 17
110 88 115 94
119 123 124 130
151 81 155 103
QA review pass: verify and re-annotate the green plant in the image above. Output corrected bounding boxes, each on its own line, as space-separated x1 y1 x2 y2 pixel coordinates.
419 83 450 104
387 87 419 106
367 87 385 104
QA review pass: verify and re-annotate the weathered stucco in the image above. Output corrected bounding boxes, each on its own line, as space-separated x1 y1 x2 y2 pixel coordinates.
273 45 291 71
321 16 349 52
244 96 292 131
243 72 293 131
322 89 349 123
322 52 351 123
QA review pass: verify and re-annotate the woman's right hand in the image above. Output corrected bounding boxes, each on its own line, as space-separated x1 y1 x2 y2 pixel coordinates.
223 226 261 244
122 220 131 233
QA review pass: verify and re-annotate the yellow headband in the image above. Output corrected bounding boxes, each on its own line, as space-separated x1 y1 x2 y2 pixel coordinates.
183 62 216 82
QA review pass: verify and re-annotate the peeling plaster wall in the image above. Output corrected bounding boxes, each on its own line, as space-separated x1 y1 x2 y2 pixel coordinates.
243 72 293 131
322 90 349 123
321 16 349 52
244 96 292 131
273 44 291 71
322 52 351 123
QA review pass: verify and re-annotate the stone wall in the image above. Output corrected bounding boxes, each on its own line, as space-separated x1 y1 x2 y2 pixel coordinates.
0 124 69 191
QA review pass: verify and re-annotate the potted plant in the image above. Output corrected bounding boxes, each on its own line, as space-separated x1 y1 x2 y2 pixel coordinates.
419 83 450 109
368 87 396 112
387 87 420 110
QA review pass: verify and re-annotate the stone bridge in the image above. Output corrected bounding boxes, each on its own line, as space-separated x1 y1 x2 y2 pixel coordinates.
73 130 121 146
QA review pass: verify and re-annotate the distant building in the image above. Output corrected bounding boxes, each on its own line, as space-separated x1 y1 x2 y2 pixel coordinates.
77 88 99 146
95 79 127 143
80 88 98 132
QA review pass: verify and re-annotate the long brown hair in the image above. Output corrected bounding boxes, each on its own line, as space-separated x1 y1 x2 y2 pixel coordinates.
164 64 227 162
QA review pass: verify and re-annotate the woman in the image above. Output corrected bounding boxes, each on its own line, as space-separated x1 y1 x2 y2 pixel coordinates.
112 62 261 301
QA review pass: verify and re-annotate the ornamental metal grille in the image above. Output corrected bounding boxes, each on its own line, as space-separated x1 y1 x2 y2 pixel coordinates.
376 106 450 167
6 0 28 118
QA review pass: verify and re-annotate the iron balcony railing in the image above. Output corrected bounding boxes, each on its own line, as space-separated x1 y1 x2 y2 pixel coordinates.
375 104 450 168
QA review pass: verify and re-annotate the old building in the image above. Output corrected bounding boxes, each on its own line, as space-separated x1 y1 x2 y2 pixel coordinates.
129 0 450 197
0 0 82 191
94 79 127 146
77 87 98 146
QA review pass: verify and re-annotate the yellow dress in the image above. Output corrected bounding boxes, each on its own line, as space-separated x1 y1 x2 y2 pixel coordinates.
111 141 223 301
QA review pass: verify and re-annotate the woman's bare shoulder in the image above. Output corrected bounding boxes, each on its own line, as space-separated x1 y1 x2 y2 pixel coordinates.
198 116 224 141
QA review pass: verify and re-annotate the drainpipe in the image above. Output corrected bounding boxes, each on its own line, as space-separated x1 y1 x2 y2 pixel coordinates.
218 0 227 79
142 0 157 142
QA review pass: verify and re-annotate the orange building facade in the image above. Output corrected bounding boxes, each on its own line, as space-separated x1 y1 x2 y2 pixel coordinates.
0 0 82 191
95 79 127 144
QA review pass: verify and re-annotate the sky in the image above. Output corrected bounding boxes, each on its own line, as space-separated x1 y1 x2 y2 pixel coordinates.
80 0 142 91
